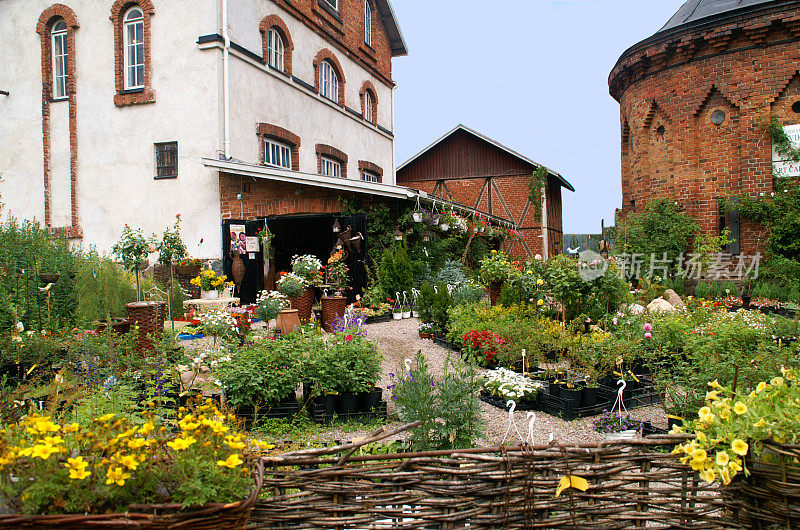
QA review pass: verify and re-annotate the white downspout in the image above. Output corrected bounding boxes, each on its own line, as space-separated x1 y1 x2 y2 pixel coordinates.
391 85 396 185
222 0 231 160
541 180 549 260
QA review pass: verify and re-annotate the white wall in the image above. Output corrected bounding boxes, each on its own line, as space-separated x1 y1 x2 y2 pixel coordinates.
224 0 395 183
0 0 223 258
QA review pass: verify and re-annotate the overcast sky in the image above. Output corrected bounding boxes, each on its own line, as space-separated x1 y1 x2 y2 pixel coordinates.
391 0 687 234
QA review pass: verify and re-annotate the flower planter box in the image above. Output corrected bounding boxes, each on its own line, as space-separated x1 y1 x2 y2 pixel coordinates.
365 313 392 324
538 388 613 421
480 392 539 411
310 396 388 424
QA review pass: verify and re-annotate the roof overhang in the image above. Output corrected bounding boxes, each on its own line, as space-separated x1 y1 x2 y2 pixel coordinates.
203 157 517 226
375 0 408 57
397 124 575 192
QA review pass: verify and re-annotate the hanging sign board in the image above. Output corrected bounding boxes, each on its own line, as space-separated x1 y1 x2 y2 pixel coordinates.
245 236 260 253
772 124 800 177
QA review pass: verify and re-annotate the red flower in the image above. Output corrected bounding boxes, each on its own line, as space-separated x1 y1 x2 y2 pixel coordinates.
345 335 353 342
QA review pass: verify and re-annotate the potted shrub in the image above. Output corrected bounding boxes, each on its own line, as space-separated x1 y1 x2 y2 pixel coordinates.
255 290 289 323
321 248 349 332
111 224 152 302
479 250 514 306
401 301 412 319
0 403 267 527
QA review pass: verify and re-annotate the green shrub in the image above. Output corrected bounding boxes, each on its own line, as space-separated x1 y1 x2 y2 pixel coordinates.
436 260 467 286
216 339 301 407
378 244 413 300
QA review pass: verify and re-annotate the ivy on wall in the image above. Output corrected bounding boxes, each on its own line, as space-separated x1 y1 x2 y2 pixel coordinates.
527 166 548 221
768 116 800 162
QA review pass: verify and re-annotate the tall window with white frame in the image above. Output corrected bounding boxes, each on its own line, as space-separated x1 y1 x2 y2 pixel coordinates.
320 156 341 178
51 19 68 99
320 61 339 103
267 28 284 72
364 91 374 123
264 138 291 169
364 1 372 47
123 7 145 90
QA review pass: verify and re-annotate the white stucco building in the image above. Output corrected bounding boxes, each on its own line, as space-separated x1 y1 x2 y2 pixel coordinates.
0 0 408 261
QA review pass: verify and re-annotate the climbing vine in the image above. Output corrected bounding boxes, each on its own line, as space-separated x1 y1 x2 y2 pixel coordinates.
767 116 800 162
527 166 548 220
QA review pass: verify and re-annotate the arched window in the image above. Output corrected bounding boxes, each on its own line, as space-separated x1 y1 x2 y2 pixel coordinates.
123 7 144 89
51 19 68 99
364 1 372 47
267 28 285 72
364 90 374 123
320 60 339 103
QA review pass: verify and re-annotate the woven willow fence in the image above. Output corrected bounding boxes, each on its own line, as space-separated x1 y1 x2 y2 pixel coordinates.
252 424 738 529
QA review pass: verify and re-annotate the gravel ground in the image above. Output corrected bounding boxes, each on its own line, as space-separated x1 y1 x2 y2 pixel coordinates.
179 318 669 447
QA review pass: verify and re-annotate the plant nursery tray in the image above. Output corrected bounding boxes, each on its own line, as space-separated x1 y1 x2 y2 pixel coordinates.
480 393 538 411
235 398 301 429
598 383 662 409
310 399 388 424
539 390 612 421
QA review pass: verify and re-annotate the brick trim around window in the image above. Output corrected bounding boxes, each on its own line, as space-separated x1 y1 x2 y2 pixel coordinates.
316 143 348 176
358 160 383 182
110 0 155 107
313 48 346 105
359 80 378 124
257 123 301 170
259 14 293 76
36 4 82 238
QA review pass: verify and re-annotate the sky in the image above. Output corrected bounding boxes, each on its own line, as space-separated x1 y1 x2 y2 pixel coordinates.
391 0 687 234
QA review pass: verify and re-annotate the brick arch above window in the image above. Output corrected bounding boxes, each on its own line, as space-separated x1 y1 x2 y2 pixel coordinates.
259 14 293 76
358 160 383 182
316 143 348 177
257 123 300 170
313 49 346 105
110 0 156 107
36 4 79 34
359 81 378 124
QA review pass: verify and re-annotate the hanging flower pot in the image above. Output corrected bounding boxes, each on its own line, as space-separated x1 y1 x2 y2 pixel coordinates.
412 212 423 223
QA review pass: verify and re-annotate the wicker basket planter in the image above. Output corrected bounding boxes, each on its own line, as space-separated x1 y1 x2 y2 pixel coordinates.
125 301 163 355
488 280 503 306
289 286 315 323
727 441 800 528
320 296 347 332
0 460 263 530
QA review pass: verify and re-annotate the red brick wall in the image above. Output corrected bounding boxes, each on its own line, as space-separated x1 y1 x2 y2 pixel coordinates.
270 0 394 87
610 5 800 255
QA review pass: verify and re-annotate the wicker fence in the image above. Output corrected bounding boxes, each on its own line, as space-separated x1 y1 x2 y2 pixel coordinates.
252 425 739 529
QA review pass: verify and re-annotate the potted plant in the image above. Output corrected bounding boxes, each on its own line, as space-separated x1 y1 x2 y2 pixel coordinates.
0 404 267 527
321 248 349 332
418 322 434 339
390 298 402 320
481 367 544 406
190 269 229 299
592 409 642 440
401 301 412 319
255 290 288 323
289 255 323 321
197 308 237 349
111 224 152 301
479 250 514 306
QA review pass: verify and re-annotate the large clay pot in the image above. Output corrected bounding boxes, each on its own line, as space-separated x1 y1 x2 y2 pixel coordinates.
230 250 246 295
321 296 348 332
290 286 315 322
276 309 301 335
488 280 504 306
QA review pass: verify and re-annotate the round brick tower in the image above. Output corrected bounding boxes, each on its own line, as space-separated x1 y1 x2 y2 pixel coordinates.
609 0 800 255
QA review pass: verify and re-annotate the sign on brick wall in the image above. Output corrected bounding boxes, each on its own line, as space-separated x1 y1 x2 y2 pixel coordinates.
773 124 800 177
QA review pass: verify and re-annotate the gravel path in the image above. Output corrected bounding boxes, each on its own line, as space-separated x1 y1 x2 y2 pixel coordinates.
366 317 669 447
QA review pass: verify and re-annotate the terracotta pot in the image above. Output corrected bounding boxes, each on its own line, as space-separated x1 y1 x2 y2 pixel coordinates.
488 280 503 306
276 309 301 335
321 296 347 332
290 286 315 322
230 250 246 294
419 332 432 339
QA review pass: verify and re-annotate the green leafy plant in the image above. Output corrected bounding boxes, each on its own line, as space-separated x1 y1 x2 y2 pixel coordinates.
479 250 515 283
528 166 548 220
276 272 307 299
255 290 288 322
291 254 324 287
378 244 413 299
216 339 301 407
155 215 187 266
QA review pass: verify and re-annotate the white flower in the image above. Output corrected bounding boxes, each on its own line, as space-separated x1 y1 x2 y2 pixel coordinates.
15 322 24 332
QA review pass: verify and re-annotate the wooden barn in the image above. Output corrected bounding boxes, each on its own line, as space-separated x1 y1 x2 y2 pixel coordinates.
396 125 574 259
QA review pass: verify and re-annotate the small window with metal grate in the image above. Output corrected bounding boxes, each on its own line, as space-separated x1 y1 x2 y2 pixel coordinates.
154 141 178 179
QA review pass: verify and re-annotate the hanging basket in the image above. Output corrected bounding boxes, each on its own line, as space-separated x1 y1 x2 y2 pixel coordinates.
0 461 263 530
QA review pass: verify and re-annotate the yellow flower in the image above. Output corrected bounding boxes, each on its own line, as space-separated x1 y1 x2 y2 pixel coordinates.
105 466 131 486
705 390 720 402
720 467 732 485
698 406 711 418
167 436 197 451
127 438 149 449
692 449 707 462
730 439 748 456
117 454 140 470
537 299 544 306
719 408 731 420
42 435 63 446
491 250 497 254
683 444 696 456
715 451 730 467
669 425 685 434
537 278 544 285
257 441 276 451
729 458 743 472
27 418 60 435
754 418 767 428
31 444 60 460
756 381 767 393
96 413 115 422
65 457 90 480
116 427 138 439
217 454 243 468
140 422 155 436
733 401 748 415
209 422 229 435
699 468 716 484
62 423 80 433
224 435 246 450
770 377 785 387
708 379 722 389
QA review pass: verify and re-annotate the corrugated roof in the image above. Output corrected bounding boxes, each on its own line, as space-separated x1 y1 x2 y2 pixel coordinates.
397 124 575 192
659 0 776 32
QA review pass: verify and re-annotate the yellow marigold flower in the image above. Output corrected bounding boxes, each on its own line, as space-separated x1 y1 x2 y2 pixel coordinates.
116 427 138 439
210 422 229 435
63 423 80 433
756 382 767 393
17 447 33 457
217 454 243 468
257 441 276 451
127 438 149 449
117 454 140 470
167 436 196 451
96 413 115 423
716 451 730 467
105 466 131 486
537 299 544 306
28 419 60 435
31 444 60 460
140 422 155 436
537 278 544 285
180 421 200 431
42 435 63 446
733 402 748 415
224 436 246 450
731 439 748 456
